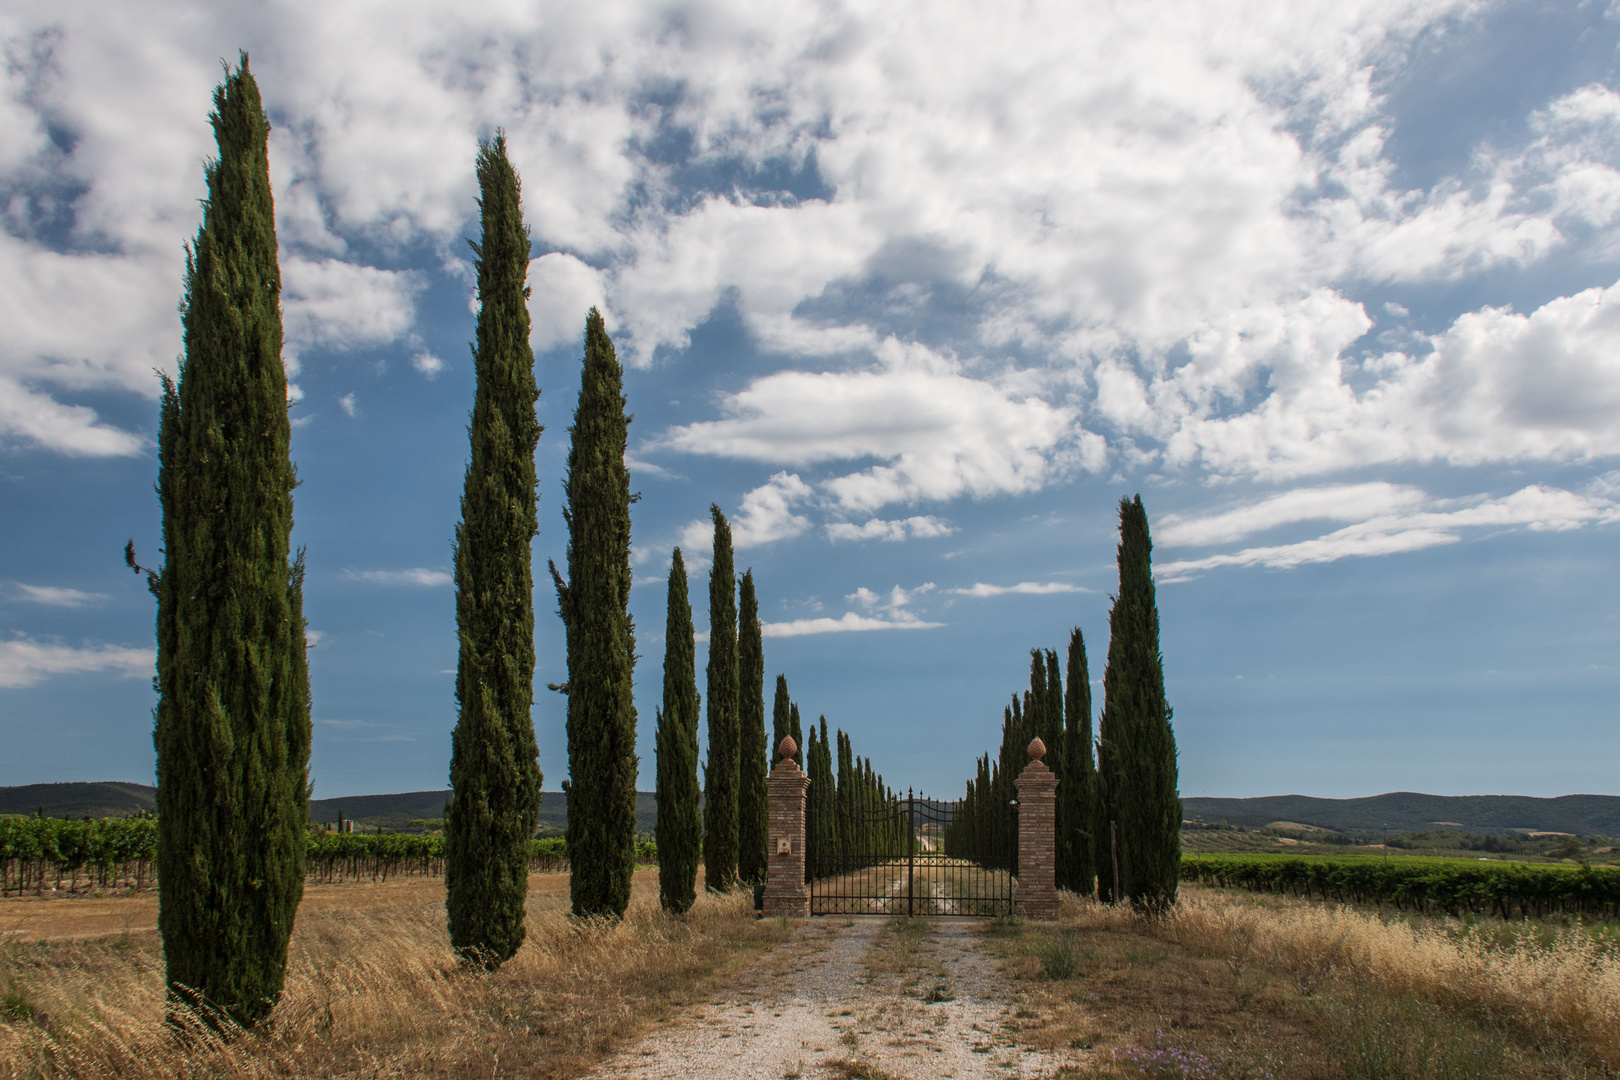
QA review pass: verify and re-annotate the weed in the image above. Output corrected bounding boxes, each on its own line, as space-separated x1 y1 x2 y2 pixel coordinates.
1124 945 1167 966
2 988 34 1023
923 983 954 1003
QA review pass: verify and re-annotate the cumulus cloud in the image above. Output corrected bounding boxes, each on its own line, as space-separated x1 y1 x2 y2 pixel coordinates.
10 583 106 607
679 472 814 553
1156 483 1428 548
825 515 956 542
281 257 423 367
0 638 153 688
761 611 944 637
7 0 1620 488
1157 485 1620 581
662 347 1079 513
342 567 452 587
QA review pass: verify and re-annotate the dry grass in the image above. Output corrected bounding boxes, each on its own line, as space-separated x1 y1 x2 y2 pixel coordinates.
0 869 789 1079
980 886 1620 1078
1158 887 1620 1068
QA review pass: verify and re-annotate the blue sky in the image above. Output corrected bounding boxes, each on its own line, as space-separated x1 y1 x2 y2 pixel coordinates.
2 0 1617 801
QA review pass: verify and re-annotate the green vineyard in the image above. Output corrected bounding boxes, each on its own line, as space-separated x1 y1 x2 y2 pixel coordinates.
1182 852 1620 919
0 816 656 894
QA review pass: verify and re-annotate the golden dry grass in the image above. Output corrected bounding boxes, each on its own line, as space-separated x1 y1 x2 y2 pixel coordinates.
982 885 1620 1078
0 869 789 1079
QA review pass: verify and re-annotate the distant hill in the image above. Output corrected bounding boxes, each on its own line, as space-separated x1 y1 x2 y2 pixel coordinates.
0 782 656 834
1183 793 1620 836
0 782 156 820
10 782 1611 839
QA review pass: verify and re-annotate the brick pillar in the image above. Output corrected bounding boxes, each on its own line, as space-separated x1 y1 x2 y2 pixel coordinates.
764 735 810 917
1014 736 1059 920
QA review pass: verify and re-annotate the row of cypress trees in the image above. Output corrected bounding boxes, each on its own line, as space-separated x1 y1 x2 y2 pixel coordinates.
944 496 1181 911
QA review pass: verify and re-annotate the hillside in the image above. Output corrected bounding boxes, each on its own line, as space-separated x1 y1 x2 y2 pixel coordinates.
1182 792 1620 836
0 782 656 834
7 782 1614 838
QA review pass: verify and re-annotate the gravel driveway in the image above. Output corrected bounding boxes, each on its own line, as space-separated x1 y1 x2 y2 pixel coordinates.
584 916 1073 1080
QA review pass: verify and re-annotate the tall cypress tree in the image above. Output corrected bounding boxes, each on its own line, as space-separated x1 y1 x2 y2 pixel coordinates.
788 703 804 768
144 56 310 1026
771 675 792 763
550 309 637 918
736 571 768 884
1062 628 1097 896
1098 495 1181 912
656 548 701 913
702 506 740 891
446 133 544 967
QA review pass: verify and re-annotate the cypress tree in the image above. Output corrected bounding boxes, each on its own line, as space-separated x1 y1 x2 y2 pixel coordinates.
736 571 768 884
702 506 740 891
550 309 637 918
1062 628 1097 896
446 133 544 967
1098 495 1181 912
788 703 804 768
771 675 791 763
809 717 839 876
145 55 311 1026
655 548 701 914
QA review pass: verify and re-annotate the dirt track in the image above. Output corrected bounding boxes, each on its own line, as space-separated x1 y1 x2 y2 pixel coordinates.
584 917 1079 1080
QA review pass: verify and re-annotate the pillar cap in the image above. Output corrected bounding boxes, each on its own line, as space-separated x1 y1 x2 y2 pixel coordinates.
1027 736 1046 762
778 735 797 763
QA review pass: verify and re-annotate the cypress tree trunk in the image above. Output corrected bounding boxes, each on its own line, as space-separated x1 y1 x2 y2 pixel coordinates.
550 309 637 918
447 134 543 966
1062 628 1097 896
736 571 768 884
655 548 701 913
148 55 310 1027
702 506 739 891
1098 495 1181 912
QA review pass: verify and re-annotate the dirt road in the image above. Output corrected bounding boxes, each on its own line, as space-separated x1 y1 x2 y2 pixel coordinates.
585 917 1078 1080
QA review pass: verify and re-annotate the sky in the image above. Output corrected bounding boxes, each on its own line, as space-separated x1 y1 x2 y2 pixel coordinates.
1 0 1618 802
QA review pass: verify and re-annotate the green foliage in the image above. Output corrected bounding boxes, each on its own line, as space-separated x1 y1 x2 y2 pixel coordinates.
771 675 792 763
806 718 839 878
447 134 544 966
1181 853 1620 919
1099 495 1181 911
736 571 768 885
1062 628 1098 896
147 55 310 1028
655 548 701 914
703 506 740 891
551 308 638 919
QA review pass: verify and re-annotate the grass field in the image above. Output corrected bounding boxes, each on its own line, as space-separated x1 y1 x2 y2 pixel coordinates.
985 885 1620 1078
0 869 788 1079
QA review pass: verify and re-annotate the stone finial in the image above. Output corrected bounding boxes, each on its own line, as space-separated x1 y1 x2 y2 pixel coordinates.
1027 736 1047 763
778 735 798 764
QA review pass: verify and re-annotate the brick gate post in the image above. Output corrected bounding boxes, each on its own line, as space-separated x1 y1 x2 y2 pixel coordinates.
764 735 810 917
1014 736 1059 920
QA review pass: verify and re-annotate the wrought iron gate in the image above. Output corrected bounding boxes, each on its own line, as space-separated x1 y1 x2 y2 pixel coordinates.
808 788 1014 917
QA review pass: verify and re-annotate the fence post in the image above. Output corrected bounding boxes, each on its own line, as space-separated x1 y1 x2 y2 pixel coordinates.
1014 736 1059 920
764 735 811 917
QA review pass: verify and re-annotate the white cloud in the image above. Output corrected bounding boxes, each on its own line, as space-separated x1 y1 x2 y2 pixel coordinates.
7 0 1620 491
825 515 956 542
527 252 609 352
679 472 815 553
1156 483 1427 548
0 638 153 688
1157 484 1620 581
342 567 452 587
337 392 358 417
281 257 423 367
945 581 1085 598
662 349 1078 513
761 611 944 638
411 350 444 378
11 583 107 607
